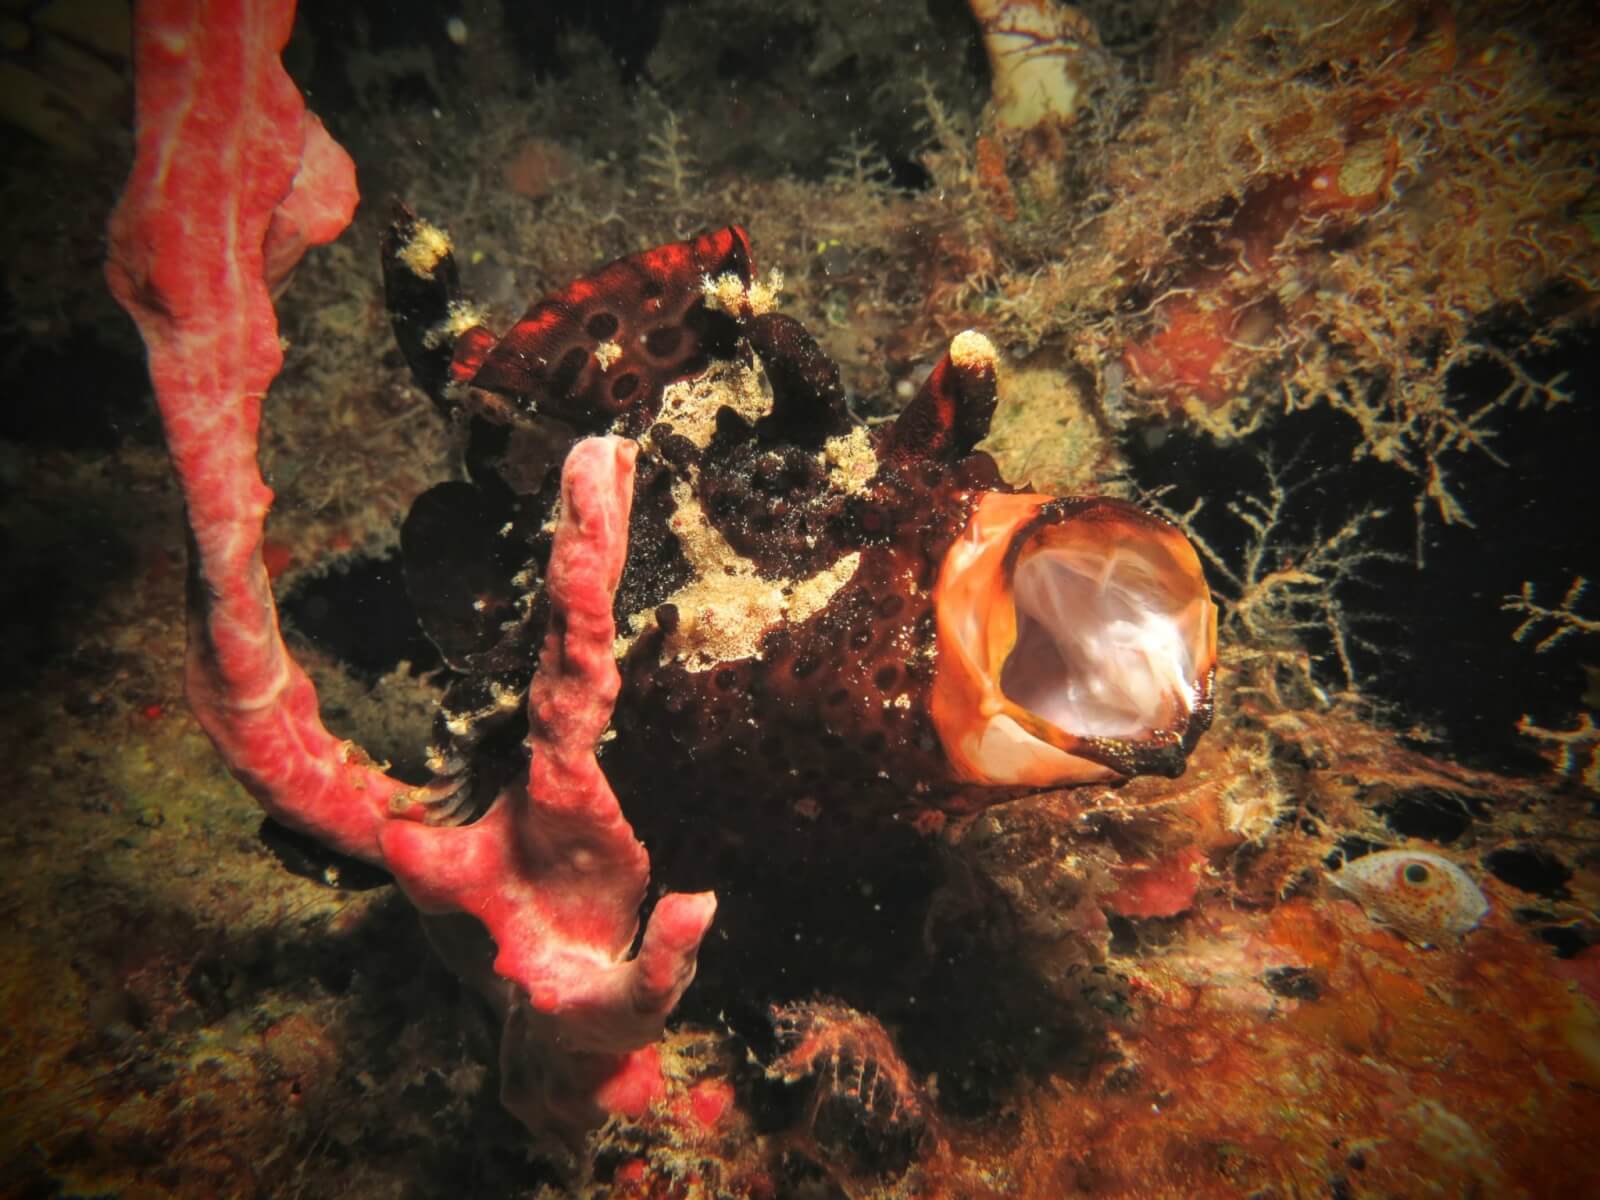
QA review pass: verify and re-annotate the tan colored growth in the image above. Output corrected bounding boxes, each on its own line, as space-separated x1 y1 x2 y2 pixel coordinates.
969 0 1102 131
618 481 859 670
424 298 489 350
823 426 879 494
649 356 773 449
397 218 452 279
949 328 997 371
700 267 784 318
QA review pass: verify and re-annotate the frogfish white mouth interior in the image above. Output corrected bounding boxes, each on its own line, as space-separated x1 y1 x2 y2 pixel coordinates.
933 491 1218 787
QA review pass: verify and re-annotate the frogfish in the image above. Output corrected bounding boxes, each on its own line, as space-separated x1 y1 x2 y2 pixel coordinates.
379 216 1218 834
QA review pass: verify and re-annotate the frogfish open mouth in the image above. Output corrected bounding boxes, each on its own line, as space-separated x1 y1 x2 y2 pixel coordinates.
934 490 1217 787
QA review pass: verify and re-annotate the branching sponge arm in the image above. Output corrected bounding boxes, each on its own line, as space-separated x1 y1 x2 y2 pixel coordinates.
104 0 393 861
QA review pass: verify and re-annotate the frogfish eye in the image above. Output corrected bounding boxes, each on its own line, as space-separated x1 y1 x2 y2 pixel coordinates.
931 491 1218 787
1403 862 1430 885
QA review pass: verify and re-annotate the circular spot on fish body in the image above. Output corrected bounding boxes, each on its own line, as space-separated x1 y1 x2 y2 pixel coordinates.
644 325 684 359
551 345 589 396
585 311 620 340
611 372 640 403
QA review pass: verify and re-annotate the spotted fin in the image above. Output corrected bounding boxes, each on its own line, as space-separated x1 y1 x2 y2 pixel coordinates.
454 226 754 433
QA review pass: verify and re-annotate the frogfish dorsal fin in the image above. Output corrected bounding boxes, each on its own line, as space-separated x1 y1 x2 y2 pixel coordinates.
454 226 754 434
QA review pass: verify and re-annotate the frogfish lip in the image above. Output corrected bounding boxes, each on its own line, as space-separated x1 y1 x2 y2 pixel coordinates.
932 491 1218 787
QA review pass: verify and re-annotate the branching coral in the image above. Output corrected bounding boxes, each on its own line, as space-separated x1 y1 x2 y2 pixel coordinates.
1506 576 1598 655
638 93 700 233
1514 713 1600 791
1274 277 1576 557
1504 576 1600 788
1145 450 1403 699
919 0 1597 562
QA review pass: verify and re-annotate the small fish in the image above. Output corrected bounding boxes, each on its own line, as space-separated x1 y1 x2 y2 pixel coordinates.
1325 849 1489 947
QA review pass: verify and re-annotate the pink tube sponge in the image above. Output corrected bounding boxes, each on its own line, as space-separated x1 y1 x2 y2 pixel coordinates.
382 438 717 1136
104 0 392 863
104 0 713 1144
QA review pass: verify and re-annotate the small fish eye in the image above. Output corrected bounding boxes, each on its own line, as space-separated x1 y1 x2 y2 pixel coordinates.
1403 862 1430 885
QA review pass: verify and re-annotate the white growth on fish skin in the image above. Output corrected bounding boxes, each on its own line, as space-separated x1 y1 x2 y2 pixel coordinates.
1325 849 1489 948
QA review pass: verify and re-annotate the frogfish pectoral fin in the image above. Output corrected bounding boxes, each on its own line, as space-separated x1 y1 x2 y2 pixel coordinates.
932 492 1218 786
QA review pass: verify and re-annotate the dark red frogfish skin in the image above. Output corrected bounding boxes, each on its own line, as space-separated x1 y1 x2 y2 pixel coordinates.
380 211 1217 826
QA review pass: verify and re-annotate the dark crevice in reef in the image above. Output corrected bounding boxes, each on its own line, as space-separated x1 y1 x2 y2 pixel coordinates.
1123 327 1596 777
1372 786 1489 844
1485 845 1573 900
657 815 1091 1122
655 803 1118 1124
278 551 440 683
257 818 393 891
0 329 157 451
1539 923 1595 959
666 824 939 1024
0 500 138 694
